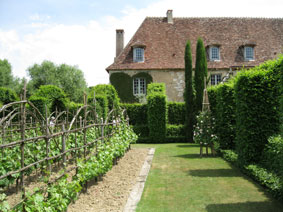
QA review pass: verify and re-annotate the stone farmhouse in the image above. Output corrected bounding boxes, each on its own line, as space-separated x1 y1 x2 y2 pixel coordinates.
106 10 283 102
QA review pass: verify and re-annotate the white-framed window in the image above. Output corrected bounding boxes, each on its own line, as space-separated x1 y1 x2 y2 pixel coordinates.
244 46 254 61
133 47 144 62
211 74 222 85
210 46 220 61
133 78 146 95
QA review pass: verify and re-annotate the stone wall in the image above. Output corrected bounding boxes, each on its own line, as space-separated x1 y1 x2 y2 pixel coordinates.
109 69 239 102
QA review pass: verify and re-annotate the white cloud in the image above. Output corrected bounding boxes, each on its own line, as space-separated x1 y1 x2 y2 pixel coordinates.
0 0 282 87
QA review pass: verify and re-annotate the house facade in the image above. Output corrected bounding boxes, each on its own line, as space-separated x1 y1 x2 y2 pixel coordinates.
106 10 283 102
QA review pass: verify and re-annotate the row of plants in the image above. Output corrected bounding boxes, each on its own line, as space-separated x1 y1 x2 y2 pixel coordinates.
0 125 102 188
0 121 137 211
199 56 283 201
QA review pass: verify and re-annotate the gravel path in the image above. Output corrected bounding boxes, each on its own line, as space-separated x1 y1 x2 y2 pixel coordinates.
68 148 149 212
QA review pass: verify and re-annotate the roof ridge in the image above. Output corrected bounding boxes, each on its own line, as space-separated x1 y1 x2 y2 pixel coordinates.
146 16 283 20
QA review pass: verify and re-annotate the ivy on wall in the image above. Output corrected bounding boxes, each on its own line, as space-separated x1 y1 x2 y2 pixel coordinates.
110 72 153 103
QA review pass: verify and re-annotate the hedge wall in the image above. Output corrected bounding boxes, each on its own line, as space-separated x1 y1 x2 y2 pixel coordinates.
234 57 282 164
166 124 185 137
215 83 236 150
120 103 147 125
88 84 119 110
167 102 185 125
31 85 68 113
262 135 283 177
147 92 167 143
147 83 166 96
29 96 50 117
88 95 108 120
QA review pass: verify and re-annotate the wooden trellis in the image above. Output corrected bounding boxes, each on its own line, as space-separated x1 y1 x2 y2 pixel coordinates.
0 87 126 210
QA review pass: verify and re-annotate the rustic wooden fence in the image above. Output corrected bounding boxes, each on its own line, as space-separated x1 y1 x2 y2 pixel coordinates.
0 89 126 210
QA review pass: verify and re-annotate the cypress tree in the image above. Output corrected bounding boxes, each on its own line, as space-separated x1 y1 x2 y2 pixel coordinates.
184 40 194 142
195 38 208 113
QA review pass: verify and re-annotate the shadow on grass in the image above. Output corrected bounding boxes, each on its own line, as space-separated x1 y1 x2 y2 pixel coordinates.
173 153 202 159
176 144 199 148
206 201 283 212
173 153 216 159
189 169 241 177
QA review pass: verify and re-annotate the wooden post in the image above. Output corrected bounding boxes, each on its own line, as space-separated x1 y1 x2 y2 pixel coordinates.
20 82 27 211
101 118 104 143
83 93 87 159
62 124 66 168
45 105 51 175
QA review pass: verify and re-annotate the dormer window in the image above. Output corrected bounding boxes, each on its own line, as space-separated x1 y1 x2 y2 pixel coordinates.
133 47 144 62
244 46 254 61
209 46 220 61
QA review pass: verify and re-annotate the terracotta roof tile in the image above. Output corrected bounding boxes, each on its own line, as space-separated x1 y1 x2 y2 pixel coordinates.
106 17 283 71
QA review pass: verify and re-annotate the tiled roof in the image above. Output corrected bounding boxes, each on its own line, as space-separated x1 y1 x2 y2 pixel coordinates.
106 17 283 71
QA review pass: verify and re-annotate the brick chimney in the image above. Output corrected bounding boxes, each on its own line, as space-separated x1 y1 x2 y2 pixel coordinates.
116 29 124 58
167 10 173 24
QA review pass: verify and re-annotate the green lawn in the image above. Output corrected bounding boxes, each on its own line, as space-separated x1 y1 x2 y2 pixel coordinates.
134 143 283 212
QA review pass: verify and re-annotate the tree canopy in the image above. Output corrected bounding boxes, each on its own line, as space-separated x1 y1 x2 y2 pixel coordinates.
27 61 87 103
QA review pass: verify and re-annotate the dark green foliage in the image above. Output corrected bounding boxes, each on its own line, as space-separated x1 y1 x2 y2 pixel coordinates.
29 96 50 117
244 165 283 200
88 84 120 110
221 150 283 201
280 63 283 134
207 86 218 118
110 72 152 103
27 61 87 102
166 124 185 137
110 72 133 103
167 102 185 125
234 58 281 164
184 40 195 142
30 85 68 113
133 125 149 137
215 83 236 150
262 135 283 177
0 87 19 104
147 93 167 143
66 101 84 121
88 95 108 120
194 38 207 113
147 83 166 95
120 103 147 125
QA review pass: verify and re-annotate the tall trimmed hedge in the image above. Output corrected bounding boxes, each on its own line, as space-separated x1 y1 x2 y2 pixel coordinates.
30 85 68 113
234 58 282 164
88 95 108 120
147 83 167 143
147 83 166 95
29 96 50 117
88 84 119 110
167 102 185 125
147 94 167 143
216 83 236 150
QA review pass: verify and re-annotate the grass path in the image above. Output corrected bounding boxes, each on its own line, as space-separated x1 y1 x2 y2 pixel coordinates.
133 143 283 212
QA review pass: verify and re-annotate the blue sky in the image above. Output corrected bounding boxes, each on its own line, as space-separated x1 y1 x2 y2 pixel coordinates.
0 0 282 86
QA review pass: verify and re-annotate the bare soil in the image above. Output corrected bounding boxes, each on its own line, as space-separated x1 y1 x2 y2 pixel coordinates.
68 148 149 212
